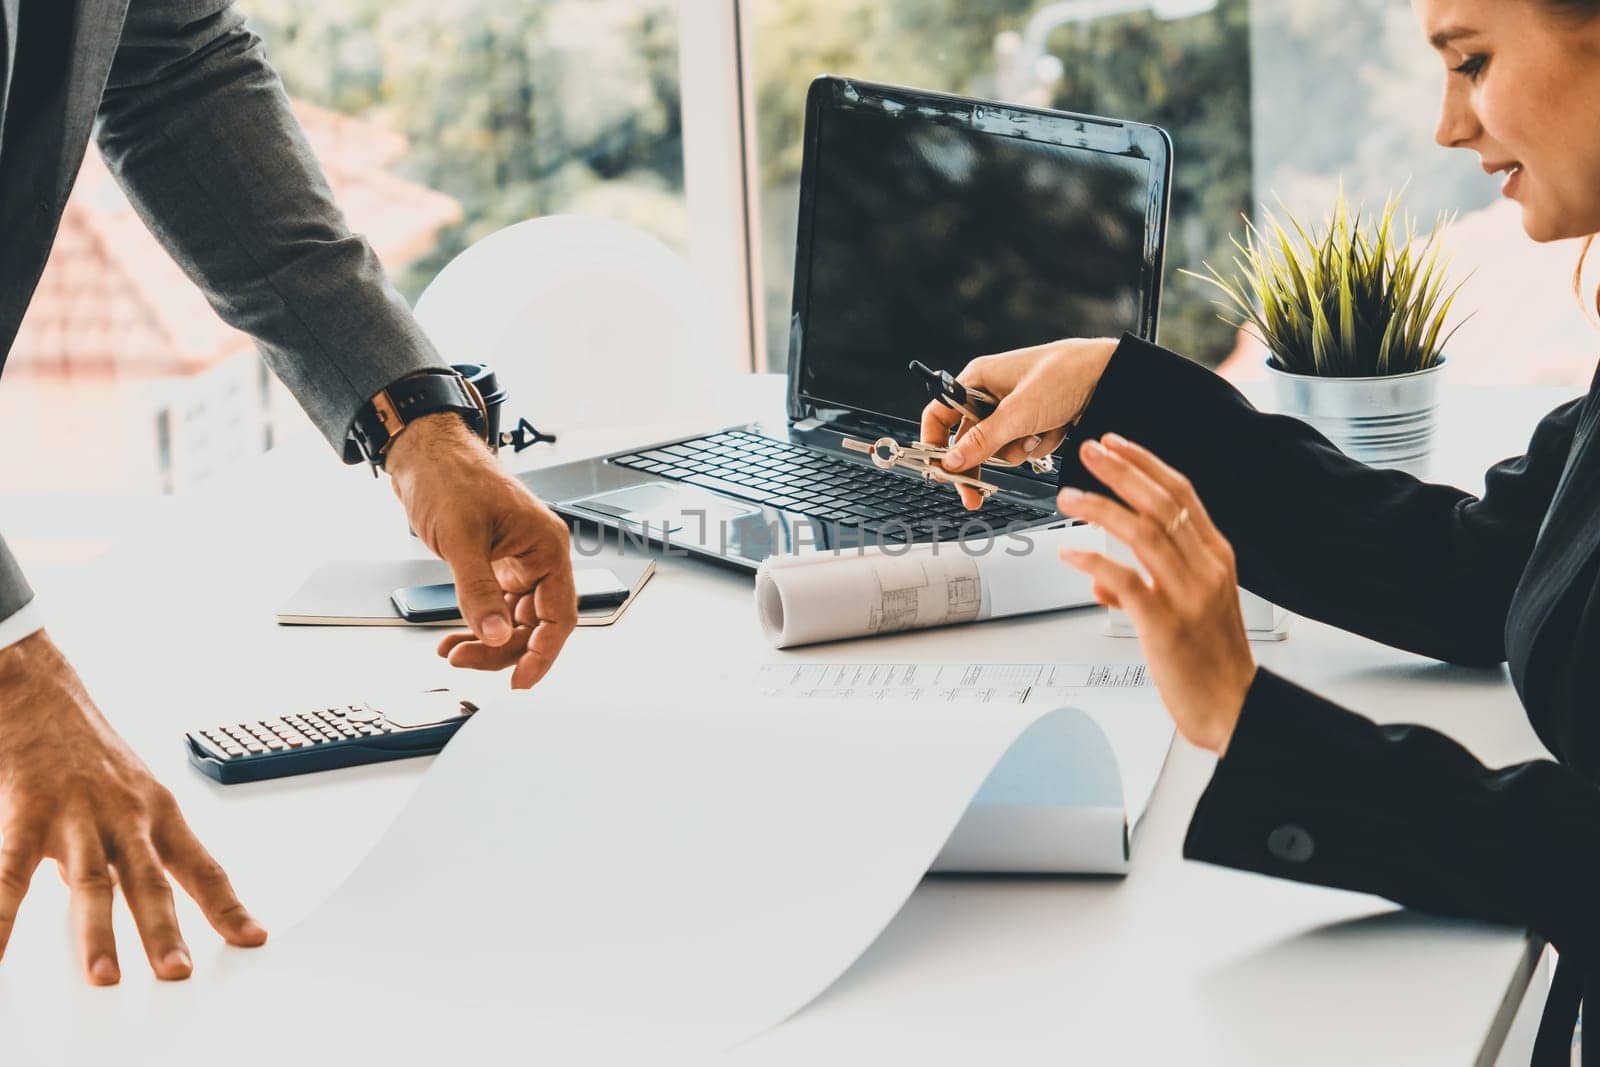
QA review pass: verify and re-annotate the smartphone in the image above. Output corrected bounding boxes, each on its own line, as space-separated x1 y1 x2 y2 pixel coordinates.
574 567 631 609
390 582 461 623
391 568 631 623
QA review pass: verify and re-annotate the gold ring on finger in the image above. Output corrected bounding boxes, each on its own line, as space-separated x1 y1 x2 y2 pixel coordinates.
1164 506 1190 538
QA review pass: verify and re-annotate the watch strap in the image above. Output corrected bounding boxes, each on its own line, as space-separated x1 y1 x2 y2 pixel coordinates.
344 369 488 468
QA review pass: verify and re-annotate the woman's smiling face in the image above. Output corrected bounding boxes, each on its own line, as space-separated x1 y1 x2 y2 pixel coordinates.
1416 0 1600 241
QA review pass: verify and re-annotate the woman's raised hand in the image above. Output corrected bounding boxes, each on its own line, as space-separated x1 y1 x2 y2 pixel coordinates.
919 337 1119 510
1055 432 1257 756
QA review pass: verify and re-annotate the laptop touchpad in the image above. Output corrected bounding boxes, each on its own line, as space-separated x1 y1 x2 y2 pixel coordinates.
575 483 761 544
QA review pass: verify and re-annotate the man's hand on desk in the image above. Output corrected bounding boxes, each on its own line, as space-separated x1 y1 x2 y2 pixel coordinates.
0 630 267 985
385 412 578 689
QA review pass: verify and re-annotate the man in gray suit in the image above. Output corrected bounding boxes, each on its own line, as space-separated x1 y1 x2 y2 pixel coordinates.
0 1 578 984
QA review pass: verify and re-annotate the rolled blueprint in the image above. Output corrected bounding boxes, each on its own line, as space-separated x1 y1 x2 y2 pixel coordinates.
754 524 1104 648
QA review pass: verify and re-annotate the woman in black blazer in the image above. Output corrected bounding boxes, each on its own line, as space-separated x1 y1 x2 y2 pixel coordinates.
925 2 1600 1062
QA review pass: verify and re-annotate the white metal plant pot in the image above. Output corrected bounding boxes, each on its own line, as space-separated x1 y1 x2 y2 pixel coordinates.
1264 358 1446 478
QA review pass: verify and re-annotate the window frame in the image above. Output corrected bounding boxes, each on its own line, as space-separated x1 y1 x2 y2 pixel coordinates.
678 0 764 374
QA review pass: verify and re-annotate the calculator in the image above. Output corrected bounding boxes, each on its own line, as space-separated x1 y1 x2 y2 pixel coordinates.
185 689 480 785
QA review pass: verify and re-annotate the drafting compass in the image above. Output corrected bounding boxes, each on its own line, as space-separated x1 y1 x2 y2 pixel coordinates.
841 436 1049 501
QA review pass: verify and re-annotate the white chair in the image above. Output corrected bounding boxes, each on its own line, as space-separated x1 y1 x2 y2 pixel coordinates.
412 214 718 450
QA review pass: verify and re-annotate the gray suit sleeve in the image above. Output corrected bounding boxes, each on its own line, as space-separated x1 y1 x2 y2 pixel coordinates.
93 0 448 456
0 533 34 623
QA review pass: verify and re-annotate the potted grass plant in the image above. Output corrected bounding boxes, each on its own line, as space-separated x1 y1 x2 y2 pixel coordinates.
1187 189 1468 476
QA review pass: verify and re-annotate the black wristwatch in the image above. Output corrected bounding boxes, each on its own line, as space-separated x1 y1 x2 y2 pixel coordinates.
344 368 489 472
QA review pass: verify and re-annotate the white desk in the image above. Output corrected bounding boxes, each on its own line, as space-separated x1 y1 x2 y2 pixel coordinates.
0 374 1577 1065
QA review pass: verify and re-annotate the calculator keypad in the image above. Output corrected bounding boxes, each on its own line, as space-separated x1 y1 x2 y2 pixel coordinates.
198 705 395 760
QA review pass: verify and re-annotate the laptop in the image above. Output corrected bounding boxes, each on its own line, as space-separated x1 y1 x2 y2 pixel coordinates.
521 76 1173 571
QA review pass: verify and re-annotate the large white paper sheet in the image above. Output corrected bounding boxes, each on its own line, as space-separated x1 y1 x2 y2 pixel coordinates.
158 694 1142 1064
755 660 1174 829
933 707 1130 874
754 526 1103 648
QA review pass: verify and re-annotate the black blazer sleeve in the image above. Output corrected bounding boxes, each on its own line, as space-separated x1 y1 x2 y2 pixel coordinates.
1185 670 1600 960
1057 335 1584 667
1186 671 1600 1062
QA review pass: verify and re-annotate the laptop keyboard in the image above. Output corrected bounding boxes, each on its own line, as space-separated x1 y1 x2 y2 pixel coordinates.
607 430 1055 541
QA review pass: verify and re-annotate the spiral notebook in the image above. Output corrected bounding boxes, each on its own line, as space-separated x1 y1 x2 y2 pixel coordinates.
276 556 654 628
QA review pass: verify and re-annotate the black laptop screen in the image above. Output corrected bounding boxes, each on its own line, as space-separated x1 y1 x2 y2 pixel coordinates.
795 102 1156 430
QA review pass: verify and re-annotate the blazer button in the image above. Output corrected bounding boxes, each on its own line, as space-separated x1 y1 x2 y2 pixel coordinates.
1267 824 1315 863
